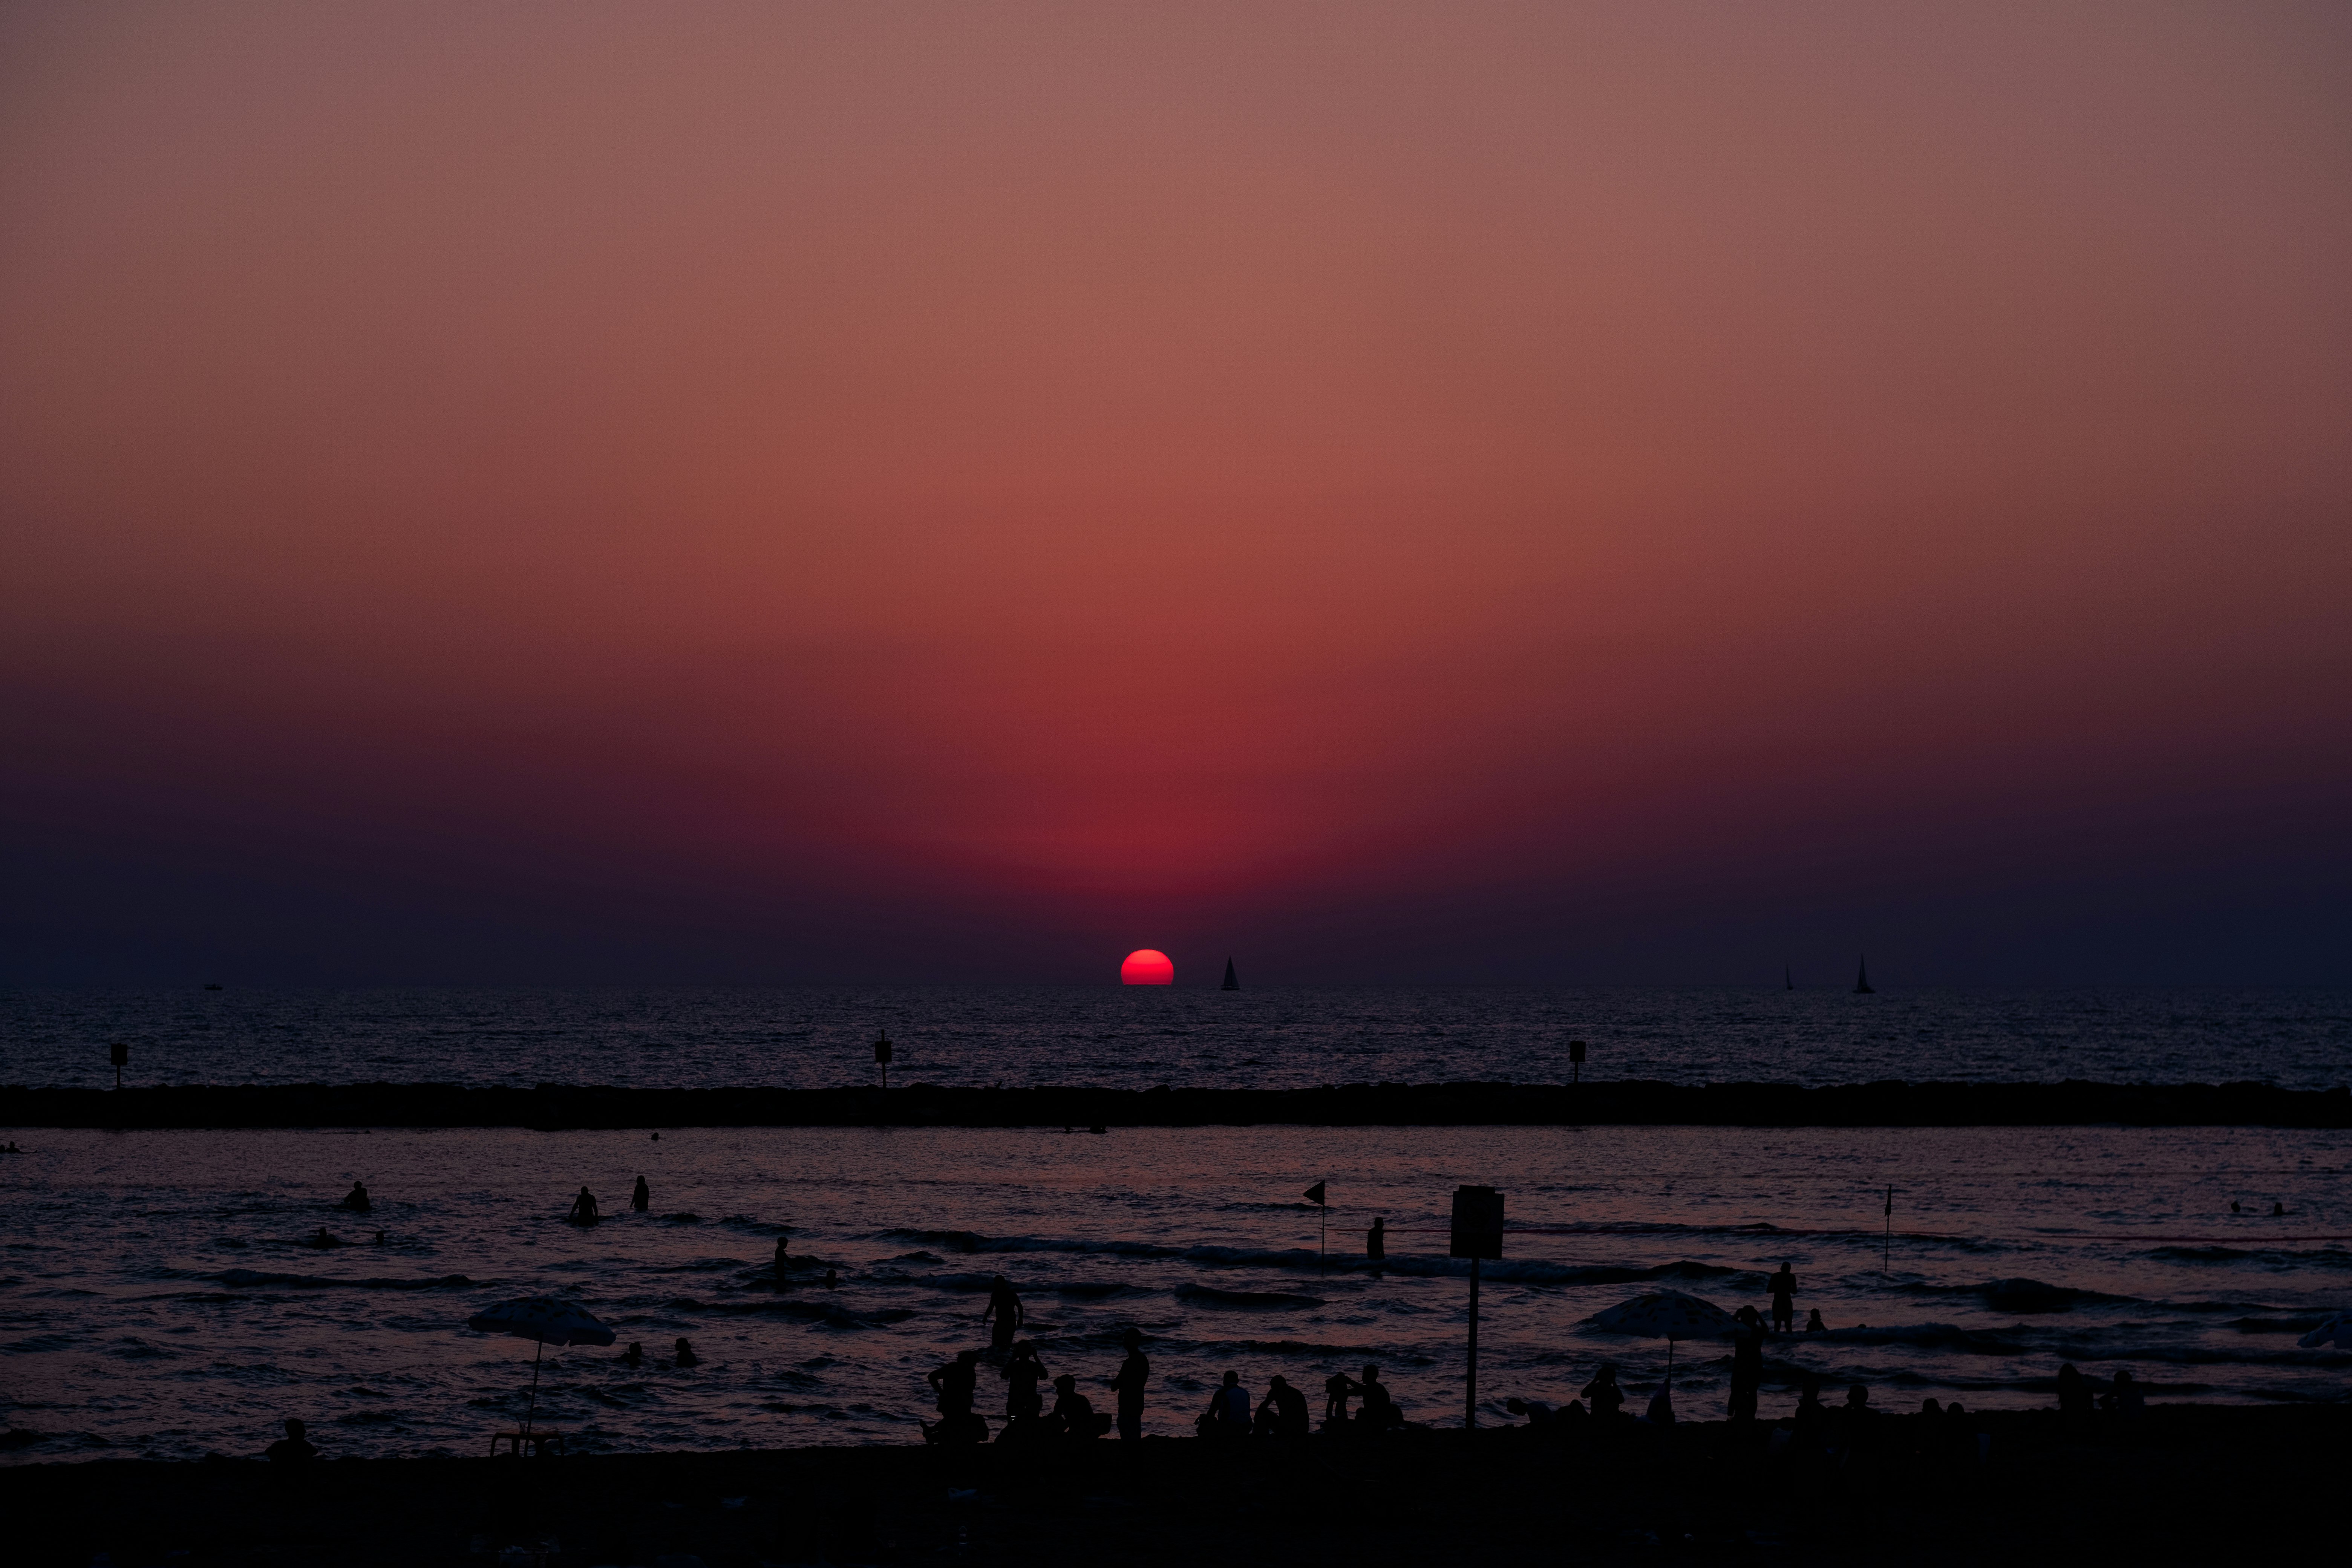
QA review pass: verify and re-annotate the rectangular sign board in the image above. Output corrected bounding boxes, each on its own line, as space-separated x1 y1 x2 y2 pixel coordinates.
1450 1185 1504 1259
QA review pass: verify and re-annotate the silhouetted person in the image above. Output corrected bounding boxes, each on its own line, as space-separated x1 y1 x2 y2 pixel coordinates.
1002 1341 1046 1420
308 1227 339 1249
371 1230 385 1245
1581 1364 1625 1423
1805 1308 1826 1332
824 1268 837 1289
2056 1362 2091 1429
983 1274 1024 1352
1052 1374 1102 1439
1258 1374 1309 1438
929 1349 981 1423
1729 1306 1764 1422
1646 1381 1674 1425
2105 1368 2145 1419
673 1337 698 1368
1355 1364 1401 1429
2273 1201 2286 1216
337 1181 371 1214
265 1418 317 1465
1324 1371 1355 1427
2230 1200 2242 1214
774 1236 789 1283
1792 1374 1827 1455
1366 1217 1386 1262
1767 1262 1797 1333
1111 1327 1150 1440
631 1176 650 1213
1204 1370 1251 1437
620 1342 645 1367
569 1187 599 1224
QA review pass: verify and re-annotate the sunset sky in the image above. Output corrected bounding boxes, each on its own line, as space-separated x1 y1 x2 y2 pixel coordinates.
3 2 2347 985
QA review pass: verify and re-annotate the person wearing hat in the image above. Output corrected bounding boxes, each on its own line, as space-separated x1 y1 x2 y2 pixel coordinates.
1110 1327 1150 1440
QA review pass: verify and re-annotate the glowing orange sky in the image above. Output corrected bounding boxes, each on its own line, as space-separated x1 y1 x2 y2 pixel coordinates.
2 3 2347 982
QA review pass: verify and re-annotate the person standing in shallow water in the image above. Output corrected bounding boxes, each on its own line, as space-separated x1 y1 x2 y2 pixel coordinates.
568 1187 599 1224
337 1181 370 1214
1001 1341 1047 1421
1366 1217 1386 1262
631 1176 649 1213
1767 1261 1797 1333
1728 1306 1764 1422
773 1235 789 1283
983 1274 1024 1352
1110 1327 1150 1440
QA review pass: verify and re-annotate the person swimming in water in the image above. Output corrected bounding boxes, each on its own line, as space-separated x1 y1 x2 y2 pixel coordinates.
631 1176 650 1213
620 1341 645 1367
672 1337 699 1368
337 1181 371 1214
568 1187 599 1225
307 1227 340 1249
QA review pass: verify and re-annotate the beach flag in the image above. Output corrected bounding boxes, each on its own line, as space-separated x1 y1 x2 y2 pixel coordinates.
1304 1181 1327 1206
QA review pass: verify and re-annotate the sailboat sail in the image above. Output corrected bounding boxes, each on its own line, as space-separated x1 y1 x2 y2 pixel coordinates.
1221 958 1239 991
1854 957 1874 994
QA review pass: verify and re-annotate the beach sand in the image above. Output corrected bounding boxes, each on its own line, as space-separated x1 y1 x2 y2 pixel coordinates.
11 1405 2344 1566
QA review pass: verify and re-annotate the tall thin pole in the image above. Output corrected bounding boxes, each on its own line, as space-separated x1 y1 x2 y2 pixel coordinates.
1883 1186 1893 1277
1464 1256 1481 1429
525 1337 544 1435
1318 1190 1327 1277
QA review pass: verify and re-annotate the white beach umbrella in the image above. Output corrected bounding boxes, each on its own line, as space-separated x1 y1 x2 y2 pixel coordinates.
466 1296 616 1432
1590 1289 1740 1381
2297 1312 2352 1350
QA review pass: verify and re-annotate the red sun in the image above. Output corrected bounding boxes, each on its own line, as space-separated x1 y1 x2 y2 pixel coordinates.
1120 949 1175 985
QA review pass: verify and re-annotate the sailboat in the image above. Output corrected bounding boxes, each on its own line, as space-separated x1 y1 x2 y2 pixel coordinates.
1784 964 1793 991
1221 958 1240 991
1854 957 1874 994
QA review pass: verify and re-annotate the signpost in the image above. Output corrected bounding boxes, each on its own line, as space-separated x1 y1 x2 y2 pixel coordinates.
110 1041 127 1090
872 1032 892 1091
1450 1184 1505 1428
1568 1039 1586 1084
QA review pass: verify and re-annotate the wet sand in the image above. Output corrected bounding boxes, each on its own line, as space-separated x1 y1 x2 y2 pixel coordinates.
12 1405 2345 1566
10 1078 2351 1128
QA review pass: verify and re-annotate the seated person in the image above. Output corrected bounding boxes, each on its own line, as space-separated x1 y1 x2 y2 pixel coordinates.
265 1418 318 1465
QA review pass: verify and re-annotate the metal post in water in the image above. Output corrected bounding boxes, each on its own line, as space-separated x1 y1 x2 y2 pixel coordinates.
1465 1255 1481 1429
1450 1184 1504 1430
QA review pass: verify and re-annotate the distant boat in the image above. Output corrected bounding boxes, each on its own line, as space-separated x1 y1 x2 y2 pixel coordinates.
1221 958 1240 991
1854 957 1874 994
1784 964 1793 991
203 983 223 991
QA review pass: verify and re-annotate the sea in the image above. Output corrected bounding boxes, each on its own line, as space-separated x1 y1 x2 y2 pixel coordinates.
2 986 2347 1462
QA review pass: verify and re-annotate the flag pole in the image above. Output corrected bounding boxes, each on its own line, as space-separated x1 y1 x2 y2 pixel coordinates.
1883 1185 1893 1278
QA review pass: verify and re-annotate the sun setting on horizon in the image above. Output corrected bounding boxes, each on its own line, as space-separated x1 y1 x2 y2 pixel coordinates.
1120 949 1176 986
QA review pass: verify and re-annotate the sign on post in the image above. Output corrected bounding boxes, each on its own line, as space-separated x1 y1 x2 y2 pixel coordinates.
1451 1185 1504 1428
872 1032 892 1090
1568 1039 1586 1083
110 1041 128 1090
1450 1185 1504 1259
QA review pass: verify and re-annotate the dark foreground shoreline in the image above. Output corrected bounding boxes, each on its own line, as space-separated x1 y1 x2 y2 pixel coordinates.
6 1079 2350 1129
11 1406 2348 1566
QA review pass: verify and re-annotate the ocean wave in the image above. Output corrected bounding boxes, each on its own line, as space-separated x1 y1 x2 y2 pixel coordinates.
1897 1278 2138 1313
217 1269 476 1290
1175 1284 1328 1309
2147 1246 2352 1269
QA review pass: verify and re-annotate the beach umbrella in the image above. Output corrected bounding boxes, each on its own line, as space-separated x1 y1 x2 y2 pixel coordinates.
1590 1289 1739 1380
2298 1312 2352 1350
465 1296 616 1432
